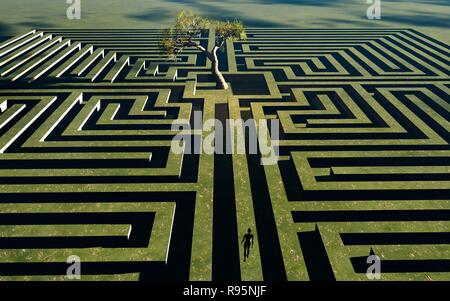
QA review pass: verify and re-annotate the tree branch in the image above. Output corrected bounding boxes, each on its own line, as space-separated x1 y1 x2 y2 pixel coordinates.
218 39 226 49
181 41 208 53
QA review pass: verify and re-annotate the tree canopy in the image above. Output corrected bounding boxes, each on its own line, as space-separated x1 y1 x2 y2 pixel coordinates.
159 10 246 90
160 10 246 59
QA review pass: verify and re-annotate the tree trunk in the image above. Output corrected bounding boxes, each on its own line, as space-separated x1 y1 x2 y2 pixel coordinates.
210 46 228 90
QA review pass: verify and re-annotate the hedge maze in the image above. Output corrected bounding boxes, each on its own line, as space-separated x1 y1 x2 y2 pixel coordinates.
0 28 448 280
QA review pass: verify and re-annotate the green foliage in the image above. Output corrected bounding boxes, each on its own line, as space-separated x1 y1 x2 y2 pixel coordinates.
174 10 209 36
159 29 177 59
215 20 247 44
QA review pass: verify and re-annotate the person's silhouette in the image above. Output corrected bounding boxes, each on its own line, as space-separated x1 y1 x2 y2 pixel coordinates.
241 228 254 262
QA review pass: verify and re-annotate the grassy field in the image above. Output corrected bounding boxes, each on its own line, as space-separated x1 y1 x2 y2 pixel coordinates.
0 0 449 42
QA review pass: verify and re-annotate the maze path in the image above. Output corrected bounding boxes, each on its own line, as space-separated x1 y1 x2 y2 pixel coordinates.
0 28 448 280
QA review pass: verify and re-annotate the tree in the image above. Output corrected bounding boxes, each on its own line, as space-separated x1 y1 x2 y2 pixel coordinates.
160 10 246 90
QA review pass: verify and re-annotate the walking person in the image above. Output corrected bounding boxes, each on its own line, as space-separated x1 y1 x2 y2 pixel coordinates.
241 228 254 262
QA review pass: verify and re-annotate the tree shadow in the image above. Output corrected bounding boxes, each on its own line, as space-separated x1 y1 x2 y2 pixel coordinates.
384 14 450 28
127 7 174 22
